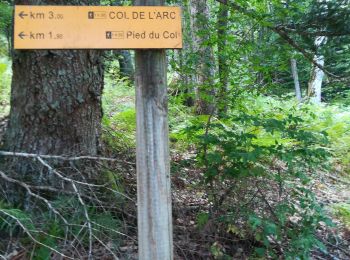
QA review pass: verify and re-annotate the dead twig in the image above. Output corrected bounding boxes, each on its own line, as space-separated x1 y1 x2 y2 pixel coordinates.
0 150 135 165
36 157 135 202
0 155 135 259
35 158 94 259
323 173 350 186
0 209 74 260
0 170 68 225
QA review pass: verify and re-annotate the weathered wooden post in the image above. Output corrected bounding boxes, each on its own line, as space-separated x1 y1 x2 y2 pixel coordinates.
134 0 173 259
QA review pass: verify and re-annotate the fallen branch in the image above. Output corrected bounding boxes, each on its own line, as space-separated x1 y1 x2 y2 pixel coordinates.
0 172 96 201
36 157 135 202
0 150 135 165
316 234 350 258
0 158 133 259
323 173 350 186
0 170 68 225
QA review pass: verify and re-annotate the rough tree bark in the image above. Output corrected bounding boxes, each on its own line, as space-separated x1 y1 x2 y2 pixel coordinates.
134 0 173 259
291 58 302 102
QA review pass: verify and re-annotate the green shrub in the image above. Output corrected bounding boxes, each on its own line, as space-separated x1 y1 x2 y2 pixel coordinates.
102 75 136 151
102 108 136 151
303 105 350 173
0 57 11 117
177 94 334 258
103 75 134 117
0 1 12 53
0 200 35 236
333 203 350 229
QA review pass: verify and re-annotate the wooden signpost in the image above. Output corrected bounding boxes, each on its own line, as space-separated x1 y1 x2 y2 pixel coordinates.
14 6 182 49
14 3 179 260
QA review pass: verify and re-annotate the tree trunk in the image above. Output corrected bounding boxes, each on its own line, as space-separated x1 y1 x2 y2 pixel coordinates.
217 0 229 114
191 0 215 115
291 58 302 102
4 48 103 155
134 0 173 259
307 36 327 104
112 0 134 81
308 55 324 104
6 27 11 57
178 0 195 107
117 50 134 81
1 0 104 204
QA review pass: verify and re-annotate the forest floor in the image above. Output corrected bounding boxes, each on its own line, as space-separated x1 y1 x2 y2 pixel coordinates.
310 173 350 260
0 112 350 259
86 150 350 260
171 156 350 260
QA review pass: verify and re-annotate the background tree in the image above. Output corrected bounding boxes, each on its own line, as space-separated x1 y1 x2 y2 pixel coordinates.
191 0 215 114
217 1 229 113
308 36 327 103
110 0 134 81
291 58 302 101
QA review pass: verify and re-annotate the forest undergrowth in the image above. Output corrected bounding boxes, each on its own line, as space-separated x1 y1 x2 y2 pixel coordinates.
76 80 350 259
0 69 349 259
0 57 350 259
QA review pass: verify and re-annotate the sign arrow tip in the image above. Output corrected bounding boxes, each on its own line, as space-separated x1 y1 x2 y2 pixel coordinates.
18 32 26 39
19 11 28 19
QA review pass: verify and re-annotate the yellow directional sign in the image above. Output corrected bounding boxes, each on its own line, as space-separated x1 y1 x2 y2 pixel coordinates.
14 6 183 49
